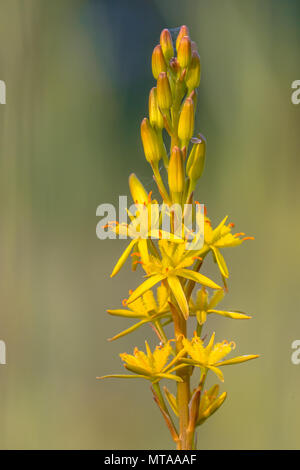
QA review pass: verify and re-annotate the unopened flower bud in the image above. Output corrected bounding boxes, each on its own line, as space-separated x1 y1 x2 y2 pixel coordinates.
176 25 190 52
129 173 148 205
186 134 206 181
168 146 184 194
140 117 161 163
160 28 174 62
186 51 201 91
178 97 194 143
157 72 173 110
151 45 167 79
177 36 192 68
149 87 164 130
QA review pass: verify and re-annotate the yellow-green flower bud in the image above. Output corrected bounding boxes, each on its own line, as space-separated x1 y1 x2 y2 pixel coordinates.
140 117 161 163
177 36 192 69
176 25 190 52
186 134 206 181
178 97 194 143
148 87 164 130
129 173 148 205
151 45 167 79
168 146 184 194
157 72 173 110
186 51 201 91
160 28 174 62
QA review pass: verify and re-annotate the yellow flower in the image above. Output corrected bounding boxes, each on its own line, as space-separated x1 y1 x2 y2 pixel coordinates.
190 287 252 325
108 183 166 278
163 383 227 427
196 384 227 426
99 341 186 383
107 285 170 341
198 215 254 279
127 239 221 320
181 332 259 381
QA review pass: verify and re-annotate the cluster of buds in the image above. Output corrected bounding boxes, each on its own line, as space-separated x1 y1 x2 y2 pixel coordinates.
140 25 203 206
100 26 257 451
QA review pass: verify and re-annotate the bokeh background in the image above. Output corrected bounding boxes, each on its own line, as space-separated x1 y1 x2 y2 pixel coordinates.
0 0 300 449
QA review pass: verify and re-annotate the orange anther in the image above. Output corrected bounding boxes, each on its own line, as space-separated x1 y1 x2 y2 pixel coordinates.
242 236 255 241
234 232 245 238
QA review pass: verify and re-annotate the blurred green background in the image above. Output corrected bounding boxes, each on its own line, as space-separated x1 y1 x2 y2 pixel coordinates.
0 0 300 449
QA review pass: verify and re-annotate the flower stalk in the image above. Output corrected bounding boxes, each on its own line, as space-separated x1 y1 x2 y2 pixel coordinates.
98 25 258 450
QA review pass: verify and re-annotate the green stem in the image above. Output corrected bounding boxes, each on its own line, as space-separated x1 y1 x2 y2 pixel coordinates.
171 303 191 450
151 162 170 203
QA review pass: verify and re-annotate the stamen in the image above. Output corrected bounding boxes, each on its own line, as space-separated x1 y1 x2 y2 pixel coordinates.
122 298 128 306
242 236 255 241
234 232 245 238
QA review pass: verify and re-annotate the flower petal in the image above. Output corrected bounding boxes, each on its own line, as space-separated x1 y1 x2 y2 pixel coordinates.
163 387 178 416
108 320 149 341
216 354 259 367
211 246 229 278
208 309 252 320
167 275 189 319
107 309 143 318
207 289 224 309
111 239 137 277
207 365 224 382
177 268 221 290
127 274 166 305
97 374 149 379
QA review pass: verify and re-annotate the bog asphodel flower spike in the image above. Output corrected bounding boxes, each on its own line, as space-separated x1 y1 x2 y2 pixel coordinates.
98 26 259 450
